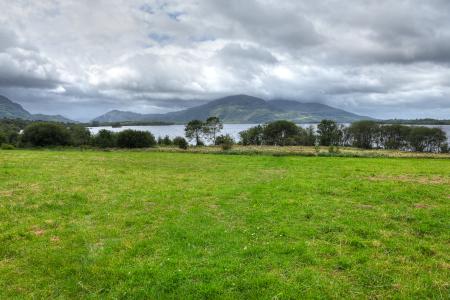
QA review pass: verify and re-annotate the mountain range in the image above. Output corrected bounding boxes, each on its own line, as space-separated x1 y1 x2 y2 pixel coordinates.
93 95 372 123
0 95 75 123
1 94 373 124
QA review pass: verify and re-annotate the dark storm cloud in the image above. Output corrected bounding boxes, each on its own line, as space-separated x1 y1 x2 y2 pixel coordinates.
0 27 61 89
0 0 449 120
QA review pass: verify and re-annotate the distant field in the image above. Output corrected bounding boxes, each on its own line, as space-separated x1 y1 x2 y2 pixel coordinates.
0 150 449 298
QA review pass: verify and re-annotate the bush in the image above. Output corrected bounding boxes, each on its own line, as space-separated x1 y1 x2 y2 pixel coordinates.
262 120 300 146
158 136 173 146
328 145 340 154
173 136 188 149
116 130 156 148
0 132 6 145
215 134 234 150
1 143 15 150
21 122 71 147
162 135 172 146
68 125 91 146
92 129 117 148
239 125 264 145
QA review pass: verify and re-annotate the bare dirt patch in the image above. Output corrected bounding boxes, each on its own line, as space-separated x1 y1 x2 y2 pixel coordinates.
358 204 375 210
413 203 430 209
366 175 449 185
33 228 45 236
0 190 13 197
50 236 60 242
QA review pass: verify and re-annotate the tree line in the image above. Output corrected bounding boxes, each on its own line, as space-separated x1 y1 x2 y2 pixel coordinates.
0 118 448 153
0 120 189 149
239 120 449 153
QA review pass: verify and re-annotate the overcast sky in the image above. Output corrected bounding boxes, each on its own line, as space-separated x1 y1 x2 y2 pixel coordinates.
0 0 449 121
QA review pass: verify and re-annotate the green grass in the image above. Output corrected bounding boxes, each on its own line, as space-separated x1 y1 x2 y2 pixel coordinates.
0 150 449 299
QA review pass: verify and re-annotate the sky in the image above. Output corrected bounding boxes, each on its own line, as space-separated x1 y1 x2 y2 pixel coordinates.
0 0 449 121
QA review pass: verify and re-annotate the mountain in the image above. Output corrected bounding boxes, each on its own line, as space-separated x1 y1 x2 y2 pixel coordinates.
0 95 76 123
91 110 148 123
93 95 373 123
0 95 31 119
30 114 75 123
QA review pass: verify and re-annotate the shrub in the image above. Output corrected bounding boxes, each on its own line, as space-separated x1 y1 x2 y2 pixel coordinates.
0 132 6 145
262 120 300 146
158 135 172 146
68 125 91 146
239 125 264 146
173 136 188 149
215 134 234 150
162 135 172 146
92 129 117 148
116 130 156 148
1 143 15 150
328 145 340 154
21 122 71 147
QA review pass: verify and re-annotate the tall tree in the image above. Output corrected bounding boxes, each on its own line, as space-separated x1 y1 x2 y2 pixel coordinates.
185 120 204 146
317 120 342 146
203 116 223 143
348 121 380 149
262 120 300 146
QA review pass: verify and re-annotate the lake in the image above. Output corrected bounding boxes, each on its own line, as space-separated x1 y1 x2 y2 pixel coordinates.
89 124 450 143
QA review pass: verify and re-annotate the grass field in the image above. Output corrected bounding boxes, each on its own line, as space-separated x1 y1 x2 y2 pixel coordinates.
0 150 449 299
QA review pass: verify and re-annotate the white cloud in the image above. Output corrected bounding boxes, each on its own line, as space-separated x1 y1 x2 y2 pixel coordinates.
0 0 449 120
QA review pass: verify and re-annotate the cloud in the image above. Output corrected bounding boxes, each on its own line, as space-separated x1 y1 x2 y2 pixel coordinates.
0 27 61 88
0 0 449 120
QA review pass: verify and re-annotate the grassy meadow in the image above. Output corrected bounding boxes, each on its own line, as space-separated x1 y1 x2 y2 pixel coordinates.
0 149 449 298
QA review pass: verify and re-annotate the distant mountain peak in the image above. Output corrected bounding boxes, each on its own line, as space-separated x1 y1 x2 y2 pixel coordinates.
93 94 372 124
0 95 76 123
0 95 31 119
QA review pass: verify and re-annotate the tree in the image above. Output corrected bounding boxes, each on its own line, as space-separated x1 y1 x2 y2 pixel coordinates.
185 120 204 146
317 120 342 146
68 125 91 146
116 129 156 148
21 122 71 147
302 125 317 146
215 134 234 150
0 132 5 145
163 135 172 145
173 136 188 149
92 129 117 148
203 117 223 143
407 126 447 152
239 125 264 145
380 124 411 150
0 119 23 146
348 121 380 149
263 120 300 146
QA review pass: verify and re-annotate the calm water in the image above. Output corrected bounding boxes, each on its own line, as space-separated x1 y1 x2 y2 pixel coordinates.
89 124 450 143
